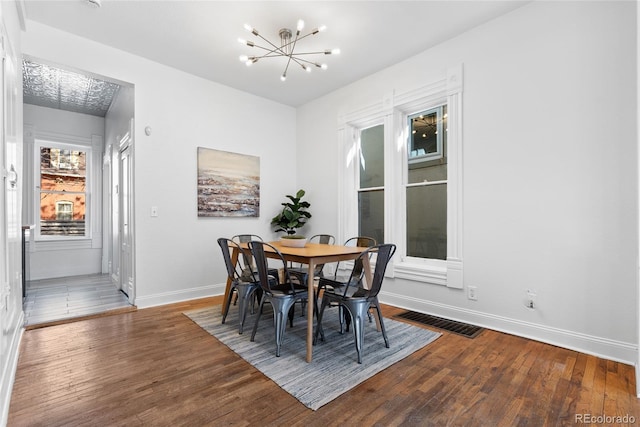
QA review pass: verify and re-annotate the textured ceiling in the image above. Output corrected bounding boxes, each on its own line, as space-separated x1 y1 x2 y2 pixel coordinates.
23 59 120 117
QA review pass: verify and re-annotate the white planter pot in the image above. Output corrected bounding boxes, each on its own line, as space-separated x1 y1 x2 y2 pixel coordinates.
280 236 307 248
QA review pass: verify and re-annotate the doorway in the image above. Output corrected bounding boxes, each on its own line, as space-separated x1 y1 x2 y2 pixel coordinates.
22 58 136 325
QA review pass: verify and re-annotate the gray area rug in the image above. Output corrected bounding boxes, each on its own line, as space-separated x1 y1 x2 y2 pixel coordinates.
184 305 441 410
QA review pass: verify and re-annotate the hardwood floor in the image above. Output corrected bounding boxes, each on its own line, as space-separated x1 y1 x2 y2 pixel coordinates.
23 274 135 328
8 296 640 426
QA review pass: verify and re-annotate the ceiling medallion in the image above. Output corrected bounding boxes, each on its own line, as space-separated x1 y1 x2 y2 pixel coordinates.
238 19 340 81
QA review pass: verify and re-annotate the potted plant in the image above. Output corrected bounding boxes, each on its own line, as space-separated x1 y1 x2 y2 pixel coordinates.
271 189 311 247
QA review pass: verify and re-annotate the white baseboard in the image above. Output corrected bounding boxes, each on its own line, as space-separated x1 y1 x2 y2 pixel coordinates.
134 283 226 309
0 311 24 427
380 291 637 366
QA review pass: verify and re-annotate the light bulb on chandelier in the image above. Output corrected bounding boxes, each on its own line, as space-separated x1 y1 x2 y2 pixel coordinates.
238 19 339 81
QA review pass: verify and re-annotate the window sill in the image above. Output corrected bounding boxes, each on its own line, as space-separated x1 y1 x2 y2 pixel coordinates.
394 259 447 286
32 238 93 251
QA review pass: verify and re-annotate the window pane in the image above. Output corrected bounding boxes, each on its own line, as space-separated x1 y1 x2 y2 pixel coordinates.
408 105 447 184
407 184 446 260
359 125 384 188
40 148 86 190
410 109 439 156
39 146 87 237
56 202 73 221
40 193 86 236
358 189 384 244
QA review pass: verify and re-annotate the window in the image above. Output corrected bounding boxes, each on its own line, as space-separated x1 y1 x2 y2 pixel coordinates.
407 105 447 260
358 124 385 244
55 201 73 221
338 65 463 288
37 142 88 238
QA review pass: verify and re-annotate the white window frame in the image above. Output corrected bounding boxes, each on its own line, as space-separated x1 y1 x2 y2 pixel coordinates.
337 64 464 288
34 137 93 242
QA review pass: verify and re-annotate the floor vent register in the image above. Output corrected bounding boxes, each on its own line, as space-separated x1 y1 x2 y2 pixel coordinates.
395 311 484 338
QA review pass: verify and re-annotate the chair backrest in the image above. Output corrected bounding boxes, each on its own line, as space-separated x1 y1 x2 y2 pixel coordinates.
365 244 396 297
248 241 300 295
335 236 377 279
303 234 335 274
344 236 376 248
309 234 335 245
341 243 396 298
231 234 264 271
217 238 249 284
232 234 264 243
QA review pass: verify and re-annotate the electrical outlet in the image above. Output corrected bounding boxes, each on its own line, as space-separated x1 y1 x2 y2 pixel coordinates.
525 289 537 309
468 286 477 301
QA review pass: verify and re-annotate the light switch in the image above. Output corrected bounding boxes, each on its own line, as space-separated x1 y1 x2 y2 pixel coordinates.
151 206 159 217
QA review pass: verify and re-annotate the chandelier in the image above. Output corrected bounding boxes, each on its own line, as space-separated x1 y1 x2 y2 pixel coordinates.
238 19 340 81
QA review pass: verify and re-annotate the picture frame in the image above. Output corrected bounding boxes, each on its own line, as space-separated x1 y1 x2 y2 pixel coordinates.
197 147 260 217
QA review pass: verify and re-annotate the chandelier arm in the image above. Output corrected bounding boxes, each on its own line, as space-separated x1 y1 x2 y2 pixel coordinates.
289 56 321 67
250 43 288 56
277 31 318 54
285 51 335 56
255 33 288 56
288 56 305 67
291 31 319 43
282 30 302 76
251 53 291 60
282 55 293 79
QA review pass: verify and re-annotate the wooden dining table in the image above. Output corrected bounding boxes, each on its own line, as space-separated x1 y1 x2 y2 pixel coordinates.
223 240 372 363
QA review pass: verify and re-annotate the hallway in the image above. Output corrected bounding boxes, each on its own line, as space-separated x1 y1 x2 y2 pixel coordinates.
24 274 135 328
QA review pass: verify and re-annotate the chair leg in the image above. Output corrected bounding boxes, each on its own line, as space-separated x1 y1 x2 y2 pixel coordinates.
250 296 266 342
313 289 320 319
338 305 346 334
273 298 297 357
314 296 328 344
373 303 389 348
222 287 235 325
236 284 255 334
343 301 369 364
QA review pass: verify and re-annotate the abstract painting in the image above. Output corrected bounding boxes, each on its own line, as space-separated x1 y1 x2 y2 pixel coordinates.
197 147 260 217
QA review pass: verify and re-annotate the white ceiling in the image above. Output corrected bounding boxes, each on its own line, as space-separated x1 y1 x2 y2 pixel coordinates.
22 0 530 107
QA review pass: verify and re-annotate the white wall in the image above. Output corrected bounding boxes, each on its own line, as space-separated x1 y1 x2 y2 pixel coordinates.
22 21 298 308
297 1 638 363
23 104 105 280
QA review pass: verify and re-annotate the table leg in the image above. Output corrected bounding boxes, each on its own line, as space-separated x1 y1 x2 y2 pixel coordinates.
221 247 240 317
306 260 316 363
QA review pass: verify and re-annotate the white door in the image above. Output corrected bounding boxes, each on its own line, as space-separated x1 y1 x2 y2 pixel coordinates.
0 32 7 356
119 141 134 303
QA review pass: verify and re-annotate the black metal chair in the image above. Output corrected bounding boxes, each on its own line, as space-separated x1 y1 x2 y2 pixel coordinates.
289 234 335 281
314 243 396 363
230 234 278 304
331 236 377 279
217 238 261 334
231 234 264 244
316 236 376 332
249 241 309 357
231 234 265 281
288 234 335 316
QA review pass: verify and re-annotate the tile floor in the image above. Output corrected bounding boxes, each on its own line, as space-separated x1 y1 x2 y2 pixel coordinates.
24 274 133 327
